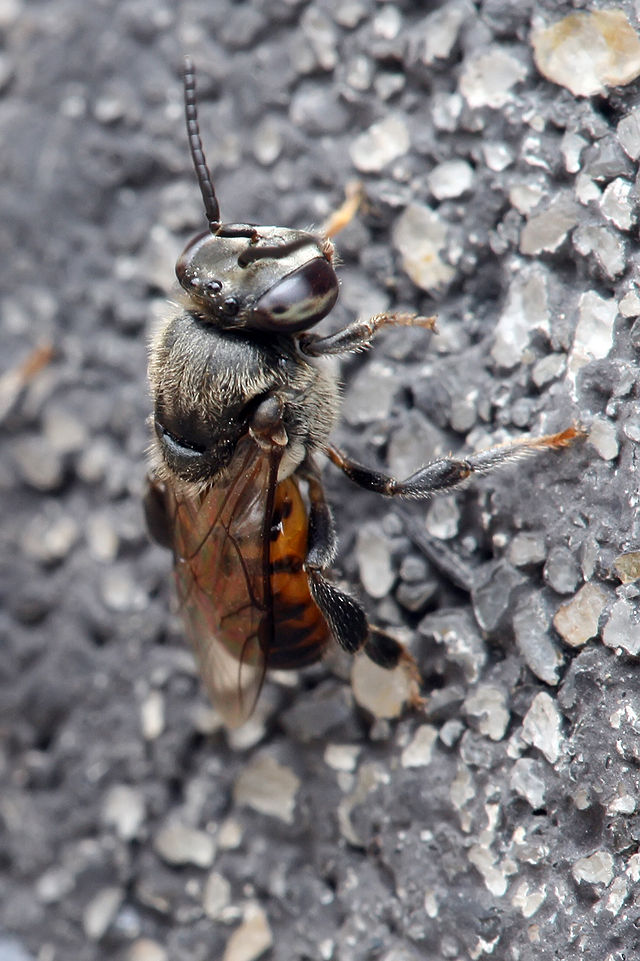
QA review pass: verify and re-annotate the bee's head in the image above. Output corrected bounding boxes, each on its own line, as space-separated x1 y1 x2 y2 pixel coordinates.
179 57 339 334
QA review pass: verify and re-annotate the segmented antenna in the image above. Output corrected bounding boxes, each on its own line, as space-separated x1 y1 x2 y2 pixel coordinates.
183 56 220 231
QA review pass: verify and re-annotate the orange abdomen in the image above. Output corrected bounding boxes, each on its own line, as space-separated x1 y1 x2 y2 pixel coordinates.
267 476 331 669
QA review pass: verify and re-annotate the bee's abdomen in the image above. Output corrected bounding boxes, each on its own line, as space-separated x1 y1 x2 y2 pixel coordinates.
267 477 331 669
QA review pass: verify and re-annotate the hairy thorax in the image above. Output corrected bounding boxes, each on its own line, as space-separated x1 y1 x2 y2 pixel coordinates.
148 307 341 489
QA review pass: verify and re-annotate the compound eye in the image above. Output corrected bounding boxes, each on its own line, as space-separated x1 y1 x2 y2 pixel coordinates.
253 257 339 332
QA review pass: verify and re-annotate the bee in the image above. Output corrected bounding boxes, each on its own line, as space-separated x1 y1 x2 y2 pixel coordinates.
145 57 582 728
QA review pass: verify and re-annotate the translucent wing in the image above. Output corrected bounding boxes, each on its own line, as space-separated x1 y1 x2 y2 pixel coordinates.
164 437 279 728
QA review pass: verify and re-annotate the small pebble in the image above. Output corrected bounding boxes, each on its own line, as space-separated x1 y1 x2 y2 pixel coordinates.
351 654 416 720
349 114 410 172
356 523 395 599
83 886 123 941
154 821 216 868
203 872 232 921
588 417 619 460
572 851 614 886
618 107 640 160
463 685 509 741
126 940 168 961
553 583 607 646
140 690 165 741
602 598 640 655
324 743 360 772
543 546 582 594
508 531 546 567
13 436 64 490
600 178 635 231
513 594 564 686
471 560 526 634
532 11 640 97
491 269 549 368
102 784 145 841
393 203 455 292
459 47 527 109
613 552 640 584
567 291 617 393
428 160 474 200
222 903 273 961
521 692 564 764
233 754 301 824
401 724 438 767
510 758 547 808
573 225 626 280
425 496 460 540
520 195 579 256
531 353 565 387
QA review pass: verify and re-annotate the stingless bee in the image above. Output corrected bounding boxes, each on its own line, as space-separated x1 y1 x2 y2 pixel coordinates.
145 57 582 728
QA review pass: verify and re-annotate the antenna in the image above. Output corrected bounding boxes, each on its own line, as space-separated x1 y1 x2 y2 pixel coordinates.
183 56 221 231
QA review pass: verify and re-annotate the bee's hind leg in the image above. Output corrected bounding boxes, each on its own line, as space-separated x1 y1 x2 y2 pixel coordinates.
303 469 421 697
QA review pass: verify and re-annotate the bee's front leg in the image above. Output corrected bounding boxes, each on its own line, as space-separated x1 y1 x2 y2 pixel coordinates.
297 311 436 357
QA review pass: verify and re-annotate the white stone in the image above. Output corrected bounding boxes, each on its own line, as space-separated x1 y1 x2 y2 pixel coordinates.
553 583 607 647
600 178 635 231
510 758 546 808
463 685 509 741
531 353 565 387
572 850 614 886
460 48 527 109
351 654 416 719
509 183 544 215
349 114 410 172
620 290 640 318
324 743 360 772
356 523 395 599
561 131 588 173
520 195 579 255
412 1 469 65
234 754 301 824
589 417 619 460
154 821 216 868
618 107 640 160
393 203 455 291
467 845 507 896
573 225 626 279
532 11 640 97
566 291 617 395
491 268 549 368
203 872 232 921
126 940 168 961
140 689 165 740
574 173 602 205
603 599 640 656
401 724 438 767
102 784 145 841
608 794 636 815
521 692 563 764
606 875 629 916
482 142 513 172
428 159 474 200
511 880 546 918
83 887 123 941
425 496 460 540
222 903 273 961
